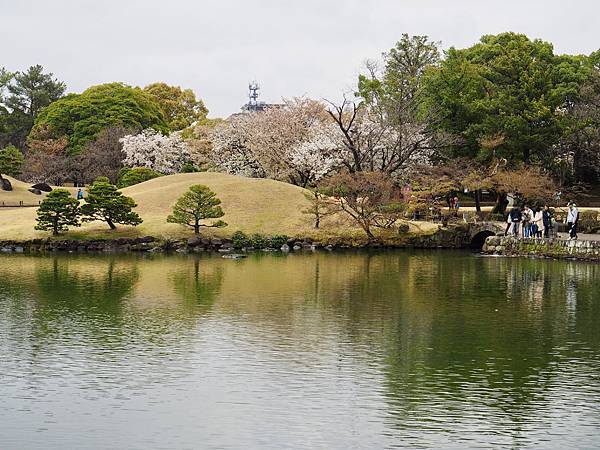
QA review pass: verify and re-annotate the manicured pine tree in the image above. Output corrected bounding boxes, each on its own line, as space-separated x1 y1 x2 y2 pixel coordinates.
35 189 81 235
81 177 142 230
167 184 227 235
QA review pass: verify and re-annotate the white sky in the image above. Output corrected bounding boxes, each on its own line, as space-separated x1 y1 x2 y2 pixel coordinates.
1 0 599 117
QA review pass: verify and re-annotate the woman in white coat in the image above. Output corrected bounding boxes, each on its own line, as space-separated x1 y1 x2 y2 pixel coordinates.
532 207 544 238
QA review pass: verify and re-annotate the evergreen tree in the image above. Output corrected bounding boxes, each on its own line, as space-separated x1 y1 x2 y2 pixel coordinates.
167 184 227 234
81 177 142 229
35 189 81 235
0 145 25 179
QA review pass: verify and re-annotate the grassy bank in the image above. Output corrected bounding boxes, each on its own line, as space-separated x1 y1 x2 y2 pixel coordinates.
0 172 439 241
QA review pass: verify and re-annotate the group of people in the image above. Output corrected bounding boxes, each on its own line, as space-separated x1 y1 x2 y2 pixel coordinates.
505 205 553 238
505 203 580 240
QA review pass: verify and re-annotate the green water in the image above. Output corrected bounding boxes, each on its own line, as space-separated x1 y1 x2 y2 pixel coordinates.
0 251 599 449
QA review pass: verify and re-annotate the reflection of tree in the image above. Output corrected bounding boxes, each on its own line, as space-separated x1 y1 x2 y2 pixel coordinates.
34 255 139 316
170 256 223 308
373 254 600 438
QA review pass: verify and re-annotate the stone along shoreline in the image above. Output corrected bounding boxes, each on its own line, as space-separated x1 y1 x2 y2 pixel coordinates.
483 236 600 261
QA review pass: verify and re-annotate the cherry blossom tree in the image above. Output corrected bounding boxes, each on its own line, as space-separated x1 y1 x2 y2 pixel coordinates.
120 128 191 174
210 113 265 178
210 98 342 187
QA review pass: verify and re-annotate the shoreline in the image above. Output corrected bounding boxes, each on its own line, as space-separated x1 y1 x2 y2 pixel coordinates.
482 235 600 262
0 225 473 254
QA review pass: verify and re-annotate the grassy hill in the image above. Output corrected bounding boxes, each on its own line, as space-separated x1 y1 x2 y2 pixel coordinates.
2 172 417 241
0 176 78 207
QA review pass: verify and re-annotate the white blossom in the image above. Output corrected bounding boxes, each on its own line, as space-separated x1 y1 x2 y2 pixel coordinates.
120 129 191 174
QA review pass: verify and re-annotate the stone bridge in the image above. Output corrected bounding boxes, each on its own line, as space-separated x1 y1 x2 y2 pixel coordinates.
467 221 506 249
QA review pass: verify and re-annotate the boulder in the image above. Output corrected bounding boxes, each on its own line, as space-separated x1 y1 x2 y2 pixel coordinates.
28 188 42 195
187 236 202 247
280 244 290 252
1 178 12 191
31 182 52 192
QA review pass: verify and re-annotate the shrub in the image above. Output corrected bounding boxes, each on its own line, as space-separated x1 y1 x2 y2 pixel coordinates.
180 163 200 173
231 231 251 249
118 167 162 188
251 234 269 249
579 211 600 233
269 235 290 248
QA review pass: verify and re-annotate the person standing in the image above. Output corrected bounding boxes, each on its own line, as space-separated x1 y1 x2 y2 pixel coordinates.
567 203 579 240
532 207 544 238
542 206 552 238
76 188 84 200
509 205 522 237
522 206 532 238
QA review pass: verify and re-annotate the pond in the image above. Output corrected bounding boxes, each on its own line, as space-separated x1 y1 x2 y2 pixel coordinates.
0 251 599 449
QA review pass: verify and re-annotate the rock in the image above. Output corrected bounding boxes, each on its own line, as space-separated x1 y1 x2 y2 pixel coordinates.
31 182 52 192
1 178 12 191
293 245 302 251
187 236 202 246
222 254 247 259
280 244 290 252
14 246 24 253
28 188 42 195
325 245 334 251
210 238 223 247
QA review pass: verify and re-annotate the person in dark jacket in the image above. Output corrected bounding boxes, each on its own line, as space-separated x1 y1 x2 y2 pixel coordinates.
542 206 552 238
509 206 522 237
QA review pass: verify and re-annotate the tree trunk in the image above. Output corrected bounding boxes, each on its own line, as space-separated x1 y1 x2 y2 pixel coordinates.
194 223 200 234
315 215 320 229
474 189 482 213
360 221 375 240
492 192 508 215
107 219 116 230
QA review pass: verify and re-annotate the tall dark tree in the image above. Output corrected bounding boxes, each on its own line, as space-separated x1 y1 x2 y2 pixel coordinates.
3 65 66 149
0 144 24 190
555 55 600 185
423 33 591 167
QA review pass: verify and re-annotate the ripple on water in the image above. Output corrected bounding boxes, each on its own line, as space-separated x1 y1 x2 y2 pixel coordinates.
0 251 599 449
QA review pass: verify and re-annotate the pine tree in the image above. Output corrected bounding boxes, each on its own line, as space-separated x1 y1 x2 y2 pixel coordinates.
35 189 81 235
81 177 142 229
167 184 227 234
0 145 25 178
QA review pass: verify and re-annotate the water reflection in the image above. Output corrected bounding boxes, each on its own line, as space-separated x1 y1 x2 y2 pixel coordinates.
0 251 598 449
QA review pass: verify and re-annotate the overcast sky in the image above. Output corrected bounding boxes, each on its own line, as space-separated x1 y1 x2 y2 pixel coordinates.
2 0 599 117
